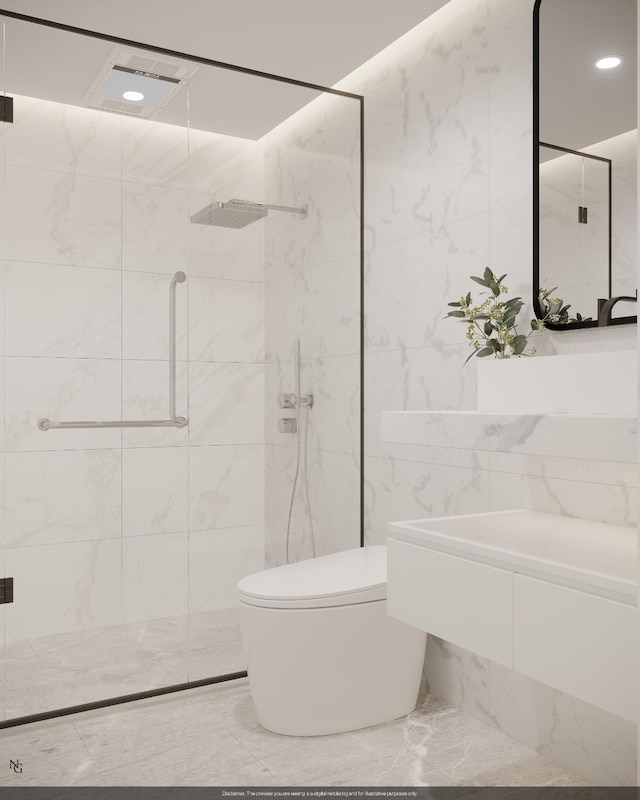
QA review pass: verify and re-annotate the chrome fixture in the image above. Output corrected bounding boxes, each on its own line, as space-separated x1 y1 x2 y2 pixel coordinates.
38 271 189 431
278 418 297 434
190 199 307 229
597 294 638 327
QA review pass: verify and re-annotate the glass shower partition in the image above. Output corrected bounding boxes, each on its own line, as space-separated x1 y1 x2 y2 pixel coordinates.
0 12 362 723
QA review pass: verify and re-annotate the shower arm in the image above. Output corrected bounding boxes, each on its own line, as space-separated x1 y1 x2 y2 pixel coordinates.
37 272 189 431
237 200 307 218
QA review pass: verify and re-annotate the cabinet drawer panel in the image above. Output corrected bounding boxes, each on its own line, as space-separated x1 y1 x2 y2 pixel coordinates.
387 539 513 667
514 575 637 721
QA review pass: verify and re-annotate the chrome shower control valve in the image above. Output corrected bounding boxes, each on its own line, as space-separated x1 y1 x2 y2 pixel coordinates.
278 393 297 409
278 417 297 434
300 393 314 408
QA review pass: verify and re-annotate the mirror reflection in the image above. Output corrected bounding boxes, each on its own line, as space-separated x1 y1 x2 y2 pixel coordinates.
536 0 637 328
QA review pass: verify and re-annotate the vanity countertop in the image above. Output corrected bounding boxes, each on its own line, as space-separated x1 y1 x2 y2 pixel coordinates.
389 509 637 604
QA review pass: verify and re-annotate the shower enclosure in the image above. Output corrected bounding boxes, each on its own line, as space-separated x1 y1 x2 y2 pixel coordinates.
0 11 363 723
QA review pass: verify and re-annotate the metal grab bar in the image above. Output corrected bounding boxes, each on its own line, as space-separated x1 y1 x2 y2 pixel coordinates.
38 271 189 432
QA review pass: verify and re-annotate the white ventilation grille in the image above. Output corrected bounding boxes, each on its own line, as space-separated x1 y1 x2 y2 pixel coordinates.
83 46 197 119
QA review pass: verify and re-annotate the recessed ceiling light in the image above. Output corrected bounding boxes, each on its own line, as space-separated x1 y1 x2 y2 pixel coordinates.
122 90 145 102
594 55 624 70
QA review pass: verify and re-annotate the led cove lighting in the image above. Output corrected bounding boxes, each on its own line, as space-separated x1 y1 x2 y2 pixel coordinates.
122 90 144 102
594 55 623 70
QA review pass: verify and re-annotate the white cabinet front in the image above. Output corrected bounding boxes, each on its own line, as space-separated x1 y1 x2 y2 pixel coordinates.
387 540 513 667
513 575 637 722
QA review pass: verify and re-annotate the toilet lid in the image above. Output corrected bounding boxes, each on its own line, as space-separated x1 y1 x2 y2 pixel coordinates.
237 545 387 609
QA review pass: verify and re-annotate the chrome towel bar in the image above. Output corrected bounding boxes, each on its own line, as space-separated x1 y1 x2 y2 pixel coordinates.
38 271 189 432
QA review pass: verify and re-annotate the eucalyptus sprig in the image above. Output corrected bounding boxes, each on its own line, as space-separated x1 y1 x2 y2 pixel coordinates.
446 267 587 364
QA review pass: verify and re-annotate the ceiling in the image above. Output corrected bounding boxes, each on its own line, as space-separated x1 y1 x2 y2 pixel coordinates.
0 0 449 139
539 0 637 152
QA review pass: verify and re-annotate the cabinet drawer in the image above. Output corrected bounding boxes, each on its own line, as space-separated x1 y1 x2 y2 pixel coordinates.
387 539 513 667
514 575 637 721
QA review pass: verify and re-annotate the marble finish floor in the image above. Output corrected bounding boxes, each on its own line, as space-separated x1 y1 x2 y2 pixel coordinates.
1 608 244 720
0 679 591 788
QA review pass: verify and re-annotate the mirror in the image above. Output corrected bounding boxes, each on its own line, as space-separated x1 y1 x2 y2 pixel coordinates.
534 0 637 329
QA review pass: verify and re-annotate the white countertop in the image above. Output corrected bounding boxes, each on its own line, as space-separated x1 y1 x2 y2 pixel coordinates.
381 410 637 463
389 509 637 604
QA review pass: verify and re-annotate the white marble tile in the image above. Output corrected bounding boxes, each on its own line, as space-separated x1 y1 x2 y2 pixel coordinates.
188 190 265 283
5 449 121 547
122 446 188 536
122 532 188 623
265 253 360 362
488 469 637 527
423 637 492 730
301 355 359 454
122 269 188 361
265 445 360 566
122 115 188 189
188 361 264 446
365 216 490 353
5 357 121 452
266 356 359 454
264 93 360 272
6 164 122 269
488 452 638 488
5 261 121 358
488 62 532 209
188 276 264 363
121 359 188 448
189 526 264 613
122 182 188 274
5 93 121 179
364 455 490 546
189 444 265 531
4 538 122 642
486 660 637 787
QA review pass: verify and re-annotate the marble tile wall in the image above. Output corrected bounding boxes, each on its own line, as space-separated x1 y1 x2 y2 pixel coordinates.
262 93 361 566
0 93 266 657
327 0 637 785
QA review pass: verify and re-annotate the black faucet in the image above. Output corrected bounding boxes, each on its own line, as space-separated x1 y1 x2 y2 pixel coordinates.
597 294 638 326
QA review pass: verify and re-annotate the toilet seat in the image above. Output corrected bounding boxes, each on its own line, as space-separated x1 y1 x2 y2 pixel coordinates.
237 545 387 609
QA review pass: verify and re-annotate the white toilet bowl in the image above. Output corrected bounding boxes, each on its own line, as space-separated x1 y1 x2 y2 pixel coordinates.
237 545 426 736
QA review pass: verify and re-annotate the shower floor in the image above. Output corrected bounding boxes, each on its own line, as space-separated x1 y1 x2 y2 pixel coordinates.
0 607 244 721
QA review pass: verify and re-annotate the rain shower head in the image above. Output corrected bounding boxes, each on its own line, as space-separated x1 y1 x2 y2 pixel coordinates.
190 199 306 229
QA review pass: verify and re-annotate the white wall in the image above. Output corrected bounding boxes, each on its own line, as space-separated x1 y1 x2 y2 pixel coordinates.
329 0 636 785
262 92 362 565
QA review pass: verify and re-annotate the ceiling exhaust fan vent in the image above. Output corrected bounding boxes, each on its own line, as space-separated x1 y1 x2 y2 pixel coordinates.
83 46 197 119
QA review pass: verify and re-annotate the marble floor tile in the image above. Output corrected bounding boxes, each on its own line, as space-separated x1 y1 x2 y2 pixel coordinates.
300 756 458 787
0 681 588 788
0 722 94 787
430 729 588 787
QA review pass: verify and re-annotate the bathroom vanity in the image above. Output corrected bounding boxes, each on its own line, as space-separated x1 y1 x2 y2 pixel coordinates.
387 510 637 722
383 350 638 724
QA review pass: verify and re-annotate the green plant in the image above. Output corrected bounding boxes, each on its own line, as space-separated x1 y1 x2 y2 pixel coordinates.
446 268 588 363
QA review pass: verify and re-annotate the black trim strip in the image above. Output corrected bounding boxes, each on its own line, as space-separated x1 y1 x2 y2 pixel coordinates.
0 672 248 729
539 140 611 164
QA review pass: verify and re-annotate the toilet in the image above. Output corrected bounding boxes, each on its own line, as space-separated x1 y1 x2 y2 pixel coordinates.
237 545 426 736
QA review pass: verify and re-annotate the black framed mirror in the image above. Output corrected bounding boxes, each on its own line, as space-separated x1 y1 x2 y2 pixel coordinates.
533 0 637 330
